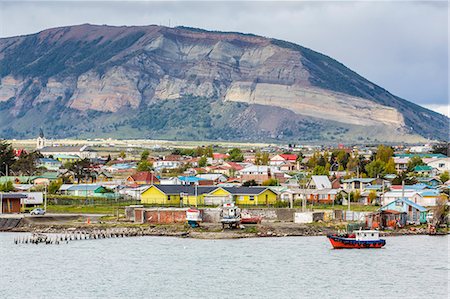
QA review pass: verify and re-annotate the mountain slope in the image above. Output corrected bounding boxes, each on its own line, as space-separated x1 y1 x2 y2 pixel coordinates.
0 24 447 142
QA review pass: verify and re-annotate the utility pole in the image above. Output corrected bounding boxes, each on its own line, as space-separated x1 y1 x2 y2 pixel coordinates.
44 184 48 212
195 182 198 207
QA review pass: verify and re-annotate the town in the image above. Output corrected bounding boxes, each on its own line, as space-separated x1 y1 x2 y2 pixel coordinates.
0 131 448 237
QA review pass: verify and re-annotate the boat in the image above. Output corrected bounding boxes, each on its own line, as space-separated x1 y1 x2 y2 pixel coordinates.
327 230 386 249
241 212 262 224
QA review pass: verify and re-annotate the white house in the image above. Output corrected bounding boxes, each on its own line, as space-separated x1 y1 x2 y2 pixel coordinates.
381 191 423 206
307 176 332 190
426 158 450 174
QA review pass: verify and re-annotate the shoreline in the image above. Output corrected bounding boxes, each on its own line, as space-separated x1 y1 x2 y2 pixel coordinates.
3 220 446 239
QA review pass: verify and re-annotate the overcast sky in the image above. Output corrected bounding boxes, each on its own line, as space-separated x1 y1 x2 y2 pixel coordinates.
0 0 448 116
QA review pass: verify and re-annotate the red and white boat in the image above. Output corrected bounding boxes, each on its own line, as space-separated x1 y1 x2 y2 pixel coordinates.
327 230 386 249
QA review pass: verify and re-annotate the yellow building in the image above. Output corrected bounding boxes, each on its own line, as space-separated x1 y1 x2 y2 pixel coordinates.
140 185 278 206
207 187 278 206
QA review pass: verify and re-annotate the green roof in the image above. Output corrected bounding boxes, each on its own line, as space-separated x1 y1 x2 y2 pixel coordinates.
395 153 447 159
414 165 433 172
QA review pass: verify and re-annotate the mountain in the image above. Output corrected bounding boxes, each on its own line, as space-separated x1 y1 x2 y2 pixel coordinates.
0 24 447 143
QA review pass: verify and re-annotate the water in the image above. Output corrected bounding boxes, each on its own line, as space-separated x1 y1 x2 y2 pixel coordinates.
0 233 448 298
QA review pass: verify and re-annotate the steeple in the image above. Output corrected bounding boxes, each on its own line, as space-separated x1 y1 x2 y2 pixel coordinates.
36 128 46 150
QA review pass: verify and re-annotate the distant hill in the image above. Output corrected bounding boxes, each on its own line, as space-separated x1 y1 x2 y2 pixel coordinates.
0 24 447 142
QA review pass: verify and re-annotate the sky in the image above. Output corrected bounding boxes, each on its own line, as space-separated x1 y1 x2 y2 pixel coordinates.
0 0 448 117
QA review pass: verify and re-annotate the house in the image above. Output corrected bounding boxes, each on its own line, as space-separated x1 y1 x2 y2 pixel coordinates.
126 172 160 185
366 210 407 229
204 187 278 206
196 173 227 184
0 193 27 214
159 177 184 185
238 165 283 184
393 157 409 173
140 185 217 206
426 158 450 174
413 165 434 176
53 154 81 164
341 178 378 191
381 190 436 207
96 171 114 182
66 185 115 198
140 185 278 206
37 158 62 171
40 145 97 159
212 153 229 163
416 177 442 188
307 176 332 190
269 154 298 166
380 198 427 224
153 157 183 170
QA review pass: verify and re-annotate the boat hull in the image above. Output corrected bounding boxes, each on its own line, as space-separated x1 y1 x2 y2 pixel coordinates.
327 235 386 249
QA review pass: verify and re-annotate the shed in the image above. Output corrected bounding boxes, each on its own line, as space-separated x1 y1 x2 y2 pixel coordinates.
1 193 27 214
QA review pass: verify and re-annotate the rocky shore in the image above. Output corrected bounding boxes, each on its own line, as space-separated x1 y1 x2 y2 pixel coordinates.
5 218 445 239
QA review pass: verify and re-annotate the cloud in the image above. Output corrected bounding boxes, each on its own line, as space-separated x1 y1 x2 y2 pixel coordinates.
0 0 447 108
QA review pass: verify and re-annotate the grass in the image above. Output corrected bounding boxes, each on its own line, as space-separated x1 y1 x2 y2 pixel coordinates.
309 204 379 212
45 205 124 215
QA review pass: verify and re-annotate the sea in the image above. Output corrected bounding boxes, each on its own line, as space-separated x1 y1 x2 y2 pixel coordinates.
0 233 448 298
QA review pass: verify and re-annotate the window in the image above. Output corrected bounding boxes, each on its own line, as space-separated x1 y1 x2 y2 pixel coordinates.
249 196 255 201
239 196 244 200
439 163 445 168
167 195 171 201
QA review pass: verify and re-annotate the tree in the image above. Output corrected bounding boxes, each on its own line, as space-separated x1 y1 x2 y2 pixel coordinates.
140 150 150 161
48 179 63 194
432 143 449 156
136 160 153 172
312 165 329 175
0 181 14 192
376 145 394 163
198 156 207 167
407 156 425 172
440 171 449 183
368 190 378 204
262 178 278 186
68 159 92 184
119 151 126 159
384 158 397 175
254 151 262 165
0 140 15 176
11 151 43 176
242 179 258 186
228 148 244 162
346 154 360 173
261 152 270 165
365 160 386 178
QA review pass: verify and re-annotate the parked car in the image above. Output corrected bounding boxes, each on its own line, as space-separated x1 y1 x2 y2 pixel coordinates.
30 208 46 216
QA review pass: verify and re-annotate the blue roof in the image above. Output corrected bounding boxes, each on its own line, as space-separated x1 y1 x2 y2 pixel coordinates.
365 184 383 190
420 189 440 196
178 176 206 183
399 198 427 212
39 158 61 163
342 178 376 183
404 183 431 191
382 198 427 212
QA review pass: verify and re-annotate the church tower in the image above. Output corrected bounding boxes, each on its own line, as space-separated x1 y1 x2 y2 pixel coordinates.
36 128 46 150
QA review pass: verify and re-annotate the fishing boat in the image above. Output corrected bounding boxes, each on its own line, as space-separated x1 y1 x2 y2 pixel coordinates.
327 230 386 249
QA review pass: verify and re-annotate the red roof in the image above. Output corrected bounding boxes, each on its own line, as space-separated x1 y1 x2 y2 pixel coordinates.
213 153 229 159
225 162 244 170
129 171 160 183
280 154 298 161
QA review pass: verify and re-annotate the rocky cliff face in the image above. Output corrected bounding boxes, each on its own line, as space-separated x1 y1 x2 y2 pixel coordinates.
0 24 447 142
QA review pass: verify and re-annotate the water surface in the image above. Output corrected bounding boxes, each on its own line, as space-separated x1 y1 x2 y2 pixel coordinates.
0 234 448 298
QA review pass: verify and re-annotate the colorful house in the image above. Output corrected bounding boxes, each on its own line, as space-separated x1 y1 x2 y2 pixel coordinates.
140 185 216 206
140 185 278 206
380 198 427 224
204 187 278 206
127 171 160 185
66 185 115 198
